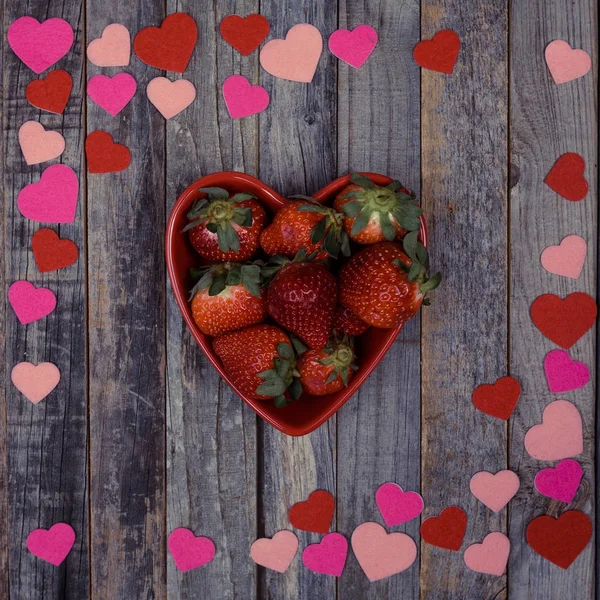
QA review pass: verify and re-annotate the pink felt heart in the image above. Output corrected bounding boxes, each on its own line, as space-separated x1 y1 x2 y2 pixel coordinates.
302 532 348 577
223 75 269 119
87 73 137 116
260 24 323 83
167 528 216 572
18 164 79 223
463 532 510 576
535 459 583 503
250 530 298 573
19 121 65 165
87 24 131 67
27 523 75 566
525 400 583 461
351 522 417 582
11 362 60 404
541 235 587 279
544 349 590 393
375 482 424 526
8 281 57 325
328 25 378 69
469 470 520 512
147 77 196 119
545 40 591 85
8 17 74 74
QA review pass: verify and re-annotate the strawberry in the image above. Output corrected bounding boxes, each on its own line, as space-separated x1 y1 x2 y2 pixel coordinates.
213 324 302 406
332 305 370 336
333 173 423 244
190 262 266 336
185 187 267 262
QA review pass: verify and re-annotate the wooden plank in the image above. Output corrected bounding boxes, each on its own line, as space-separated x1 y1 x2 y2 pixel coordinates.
420 1 508 598
257 2 337 598
336 0 421 598
508 1 597 597
86 3 166 598
2 1 89 598
165 1 259 598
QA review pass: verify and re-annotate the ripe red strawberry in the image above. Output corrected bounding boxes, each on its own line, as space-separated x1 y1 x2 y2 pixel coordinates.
190 262 266 336
185 187 267 262
332 305 370 336
213 324 302 406
333 173 422 244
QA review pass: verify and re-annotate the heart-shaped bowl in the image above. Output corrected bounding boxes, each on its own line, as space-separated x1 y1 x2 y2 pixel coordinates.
166 172 427 436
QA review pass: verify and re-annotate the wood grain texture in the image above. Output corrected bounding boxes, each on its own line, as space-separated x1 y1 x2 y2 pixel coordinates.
336 0 422 598
420 1 509 599
508 1 597 597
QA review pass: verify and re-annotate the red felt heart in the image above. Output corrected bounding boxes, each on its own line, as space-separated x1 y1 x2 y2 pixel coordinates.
527 511 592 569
220 14 270 56
545 153 588 202
472 376 521 420
32 228 78 272
26 70 72 114
289 490 334 534
85 130 131 174
134 13 197 72
420 507 467 551
531 292 597 349
413 30 460 74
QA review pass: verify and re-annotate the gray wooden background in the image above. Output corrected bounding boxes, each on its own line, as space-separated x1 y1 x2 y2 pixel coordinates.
0 0 597 598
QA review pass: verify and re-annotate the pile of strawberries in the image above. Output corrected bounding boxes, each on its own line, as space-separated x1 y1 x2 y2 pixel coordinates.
185 174 441 407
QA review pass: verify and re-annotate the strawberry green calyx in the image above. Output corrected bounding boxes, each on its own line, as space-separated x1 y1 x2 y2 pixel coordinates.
256 342 303 408
319 336 357 386
189 261 263 300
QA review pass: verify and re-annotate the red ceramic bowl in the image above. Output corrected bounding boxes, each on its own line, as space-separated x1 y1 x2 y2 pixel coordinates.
166 172 427 436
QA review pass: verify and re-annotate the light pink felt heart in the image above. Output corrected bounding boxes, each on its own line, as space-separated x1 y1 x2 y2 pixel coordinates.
223 75 269 119
147 77 196 119
328 25 378 69
302 532 348 577
87 24 131 67
463 532 510 576
167 528 216 572
544 349 590 393
351 522 417 582
250 530 298 573
8 281 57 325
260 24 323 83
8 17 74 74
87 73 137 116
524 400 583 461
11 362 60 404
19 121 65 165
535 459 583 503
469 470 520 512
375 482 424 526
18 164 79 223
541 235 587 279
27 523 75 566
545 40 591 85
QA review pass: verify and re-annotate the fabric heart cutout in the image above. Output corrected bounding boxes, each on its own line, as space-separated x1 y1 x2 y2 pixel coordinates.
167 528 216 572
472 376 521 421
86 131 131 174
464 532 510 576
420 506 467 551
27 523 75 565
541 235 587 279
375 482 424 526
223 75 269 119
531 292 597 349
329 25 378 69
147 77 196 119
134 12 198 73
544 350 589 394
19 121 65 166
32 228 79 272
11 362 61 404
8 17 74 74
302 532 348 577
535 459 583 503
26 70 72 114
351 522 417 582
87 73 137 116
8 281 57 325
413 29 460 74
527 511 592 569
250 530 298 573
220 14 270 56
87 23 131 67
469 470 520 512
260 24 323 83
545 40 591 85
524 400 583 461
544 153 588 201
288 489 334 534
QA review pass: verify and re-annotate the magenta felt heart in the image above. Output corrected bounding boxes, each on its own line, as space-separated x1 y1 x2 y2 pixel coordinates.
375 483 424 526
535 459 583 503
87 73 137 116
328 25 378 69
8 281 56 325
544 349 590 393
302 533 348 577
27 523 75 565
168 528 216 572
